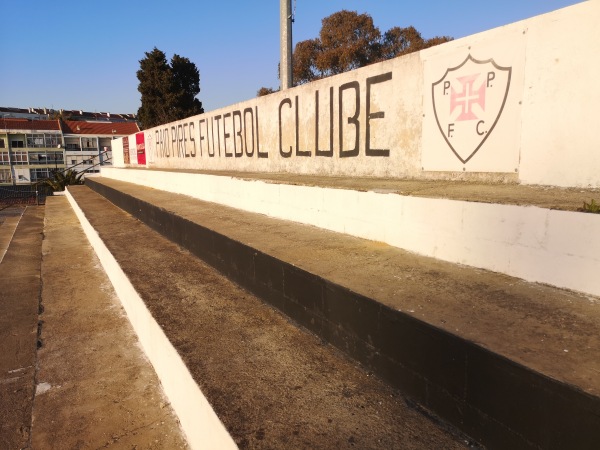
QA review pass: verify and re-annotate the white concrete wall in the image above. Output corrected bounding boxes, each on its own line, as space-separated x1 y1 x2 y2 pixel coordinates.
117 2 599 188
101 167 600 299
518 2 600 187
111 137 124 166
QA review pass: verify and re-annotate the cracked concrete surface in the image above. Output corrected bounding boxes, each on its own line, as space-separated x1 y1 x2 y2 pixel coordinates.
29 198 187 449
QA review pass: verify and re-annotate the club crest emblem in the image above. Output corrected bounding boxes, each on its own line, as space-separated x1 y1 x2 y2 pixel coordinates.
432 54 511 164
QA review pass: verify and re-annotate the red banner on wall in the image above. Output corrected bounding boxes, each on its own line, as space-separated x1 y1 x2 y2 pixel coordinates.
136 132 146 165
123 136 130 164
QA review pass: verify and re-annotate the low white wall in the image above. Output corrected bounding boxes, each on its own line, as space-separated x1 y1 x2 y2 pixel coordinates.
101 167 600 299
66 187 237 450
115 1 599 188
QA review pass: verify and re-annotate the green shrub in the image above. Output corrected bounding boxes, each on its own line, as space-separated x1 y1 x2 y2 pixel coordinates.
580 199 600 214
43 169 85 192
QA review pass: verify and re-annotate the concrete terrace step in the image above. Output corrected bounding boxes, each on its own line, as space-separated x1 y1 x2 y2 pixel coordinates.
0 201 189 448
99 167 600 299
117 168 600 212
32 197 189 449
0 206 25 264
0 206 43 450
74 177 600 449
66 184 471 450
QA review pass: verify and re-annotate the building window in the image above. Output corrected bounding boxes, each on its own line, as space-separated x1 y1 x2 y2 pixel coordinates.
45 134 61 147
26 133 62 148
0 152 9 165
83 138 97 148
27 134 44 147
11 151 28 165
30 168 52 181
66 143 80 150
0 169 12 183
0 139 5 148
11 140 24 148
28 151 63 165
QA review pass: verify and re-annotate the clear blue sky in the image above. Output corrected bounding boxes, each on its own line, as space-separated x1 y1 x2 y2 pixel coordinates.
0 0 583 114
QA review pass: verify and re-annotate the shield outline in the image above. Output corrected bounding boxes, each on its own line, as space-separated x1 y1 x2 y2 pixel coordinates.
432 54 512 164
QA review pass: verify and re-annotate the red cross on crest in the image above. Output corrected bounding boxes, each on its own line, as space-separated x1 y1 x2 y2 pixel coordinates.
450 74 486 121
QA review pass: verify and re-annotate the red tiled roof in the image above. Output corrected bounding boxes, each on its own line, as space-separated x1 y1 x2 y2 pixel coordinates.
61 120 140 135
0 118 61 131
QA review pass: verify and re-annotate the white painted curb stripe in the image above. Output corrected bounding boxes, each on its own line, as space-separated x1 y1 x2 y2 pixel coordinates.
66 188 237 450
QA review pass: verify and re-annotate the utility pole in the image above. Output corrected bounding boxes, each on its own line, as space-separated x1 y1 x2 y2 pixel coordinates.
2 117 17 186
7 141 16 186
280 0 293 90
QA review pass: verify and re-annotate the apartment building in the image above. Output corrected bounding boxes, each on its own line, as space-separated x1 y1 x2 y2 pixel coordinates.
61 120 140 175
0 116 139 185
0 118 64 184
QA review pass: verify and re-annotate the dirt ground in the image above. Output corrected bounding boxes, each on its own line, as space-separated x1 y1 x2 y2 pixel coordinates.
2 169 599 449
1 194 475 450
84 177 600 398
71 176 600 448
68 186 474 449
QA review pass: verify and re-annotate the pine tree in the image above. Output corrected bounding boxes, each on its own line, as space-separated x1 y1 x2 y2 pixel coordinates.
137 48 204 129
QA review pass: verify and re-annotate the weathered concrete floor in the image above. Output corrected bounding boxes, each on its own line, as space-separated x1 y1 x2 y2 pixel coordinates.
0 206 42 450
32 196 188 449
69 185 472 449
0 206 25 264
0 200 188 449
